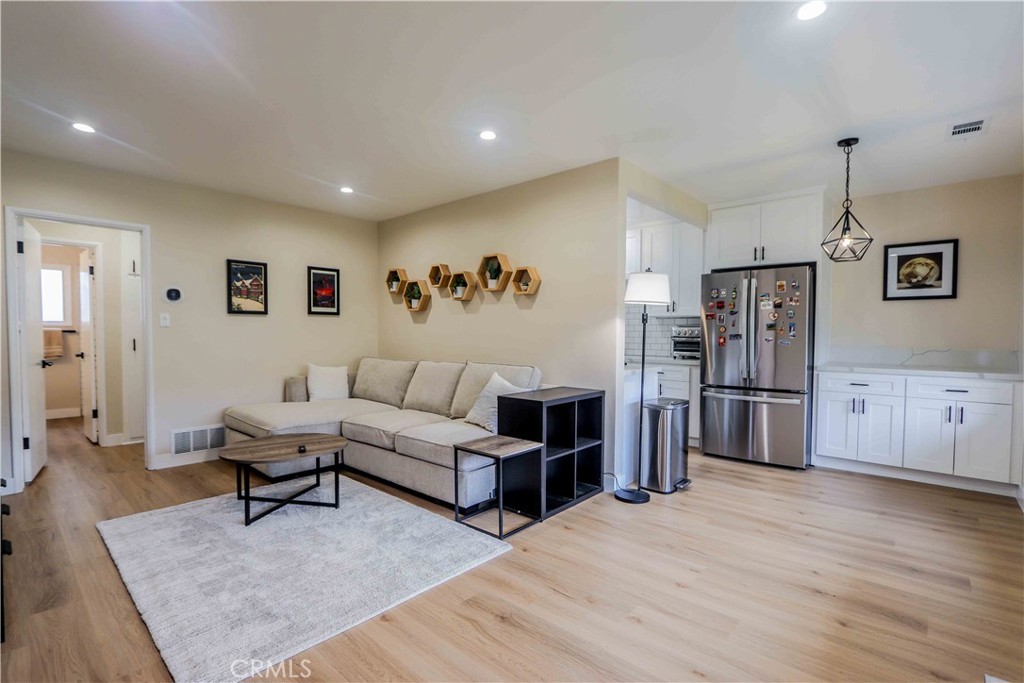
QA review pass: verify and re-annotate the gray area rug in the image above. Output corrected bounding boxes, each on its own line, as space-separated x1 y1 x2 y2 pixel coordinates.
98 474 510 682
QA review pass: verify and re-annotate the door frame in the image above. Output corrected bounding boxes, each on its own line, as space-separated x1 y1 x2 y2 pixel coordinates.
4 207 155 494
40 237 106 443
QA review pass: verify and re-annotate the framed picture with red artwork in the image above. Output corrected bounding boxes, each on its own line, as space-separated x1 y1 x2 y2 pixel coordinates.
307 266 340 315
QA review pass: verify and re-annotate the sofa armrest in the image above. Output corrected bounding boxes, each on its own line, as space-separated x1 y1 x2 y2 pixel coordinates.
285 376 309 402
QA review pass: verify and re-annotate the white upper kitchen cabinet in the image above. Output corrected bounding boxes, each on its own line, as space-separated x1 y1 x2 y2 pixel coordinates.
706 190 826 271
627 220 704 317
705 204 761 270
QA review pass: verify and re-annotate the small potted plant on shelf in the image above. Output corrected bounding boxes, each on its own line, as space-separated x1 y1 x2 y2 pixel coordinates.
388 272 401 293
451 273 468 298
486 258 502 289
405 281 423 309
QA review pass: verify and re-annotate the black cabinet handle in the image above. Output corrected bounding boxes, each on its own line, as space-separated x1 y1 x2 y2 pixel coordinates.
761 246 765 261
944 389 969 393
849 382 869 386
753 247 758 262
946 406 952 423
75 352 86 359
959 407 965 424
41 359 53 368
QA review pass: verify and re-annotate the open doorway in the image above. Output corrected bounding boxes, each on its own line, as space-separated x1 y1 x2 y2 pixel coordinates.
4 208 152 494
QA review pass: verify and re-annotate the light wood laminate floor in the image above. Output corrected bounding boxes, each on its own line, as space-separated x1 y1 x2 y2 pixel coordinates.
2 418 1022 682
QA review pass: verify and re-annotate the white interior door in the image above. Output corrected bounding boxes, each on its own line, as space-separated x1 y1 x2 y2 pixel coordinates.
79 248 98 443
903 398 955 474
18 219 48 481
122 231 145 442
952 402 1013 482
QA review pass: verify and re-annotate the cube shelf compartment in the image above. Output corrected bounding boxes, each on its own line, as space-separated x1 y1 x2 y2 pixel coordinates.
402 279 431 312
448 271 478 301
477 253 512 292
512 266 541 295
497 387 605 519
428 264 452 289
385 268 408 296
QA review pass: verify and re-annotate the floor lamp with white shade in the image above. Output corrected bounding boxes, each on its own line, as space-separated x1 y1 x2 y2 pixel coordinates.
617 271 672 504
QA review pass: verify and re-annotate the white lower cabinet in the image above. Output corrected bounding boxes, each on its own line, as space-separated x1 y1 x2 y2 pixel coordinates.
819 372 1017 485
952 402 1013 482
816 391 903 465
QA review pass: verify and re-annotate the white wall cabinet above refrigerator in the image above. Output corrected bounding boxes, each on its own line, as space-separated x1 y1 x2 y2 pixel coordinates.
706 191 826 271
626 220 704 318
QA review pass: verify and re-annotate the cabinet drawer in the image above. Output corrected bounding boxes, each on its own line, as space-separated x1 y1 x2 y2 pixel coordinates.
906 377 1013 405
657 368 690 383
659 380 689 399
818 373 906 397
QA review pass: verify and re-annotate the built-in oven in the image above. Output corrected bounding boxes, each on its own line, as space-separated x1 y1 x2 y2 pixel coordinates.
671 325 701 360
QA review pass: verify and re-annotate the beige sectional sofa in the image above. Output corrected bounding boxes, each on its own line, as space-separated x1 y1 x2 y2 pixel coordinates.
223 358 542 509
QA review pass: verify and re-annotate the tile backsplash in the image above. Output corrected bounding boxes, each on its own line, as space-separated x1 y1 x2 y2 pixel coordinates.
625 310 700 359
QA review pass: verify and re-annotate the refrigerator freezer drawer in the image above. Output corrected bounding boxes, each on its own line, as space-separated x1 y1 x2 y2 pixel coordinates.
701 389 809 468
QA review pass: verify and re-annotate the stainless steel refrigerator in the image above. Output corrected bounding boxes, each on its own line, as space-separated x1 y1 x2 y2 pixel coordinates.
700 264 814 468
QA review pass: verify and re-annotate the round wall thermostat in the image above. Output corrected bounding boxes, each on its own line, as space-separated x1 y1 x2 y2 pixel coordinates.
166 287 182 302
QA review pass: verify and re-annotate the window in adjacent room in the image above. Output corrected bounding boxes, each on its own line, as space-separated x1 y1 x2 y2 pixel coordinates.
41 265 71 326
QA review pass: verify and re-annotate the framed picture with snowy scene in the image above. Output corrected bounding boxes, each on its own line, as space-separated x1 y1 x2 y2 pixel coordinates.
227 259 268 315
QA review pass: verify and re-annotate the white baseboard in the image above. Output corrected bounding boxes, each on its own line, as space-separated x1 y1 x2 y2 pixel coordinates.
1016 485 1024 514
99 433 124 447
814 456 1019 497
46 407 82 419
148 449 221 470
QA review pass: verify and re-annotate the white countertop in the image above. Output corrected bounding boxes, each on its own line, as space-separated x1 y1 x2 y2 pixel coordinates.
816 362 1023 382
626 355 700 367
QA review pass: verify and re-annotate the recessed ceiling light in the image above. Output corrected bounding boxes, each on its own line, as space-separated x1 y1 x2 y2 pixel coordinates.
479 130 497 141
796 1 827 20
339 186 354 194
72 122 96 133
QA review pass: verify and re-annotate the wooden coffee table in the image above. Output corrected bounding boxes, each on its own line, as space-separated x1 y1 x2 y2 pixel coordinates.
218 433 349 526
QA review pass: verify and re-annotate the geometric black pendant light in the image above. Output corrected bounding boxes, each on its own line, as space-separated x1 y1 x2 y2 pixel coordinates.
821 137 874 262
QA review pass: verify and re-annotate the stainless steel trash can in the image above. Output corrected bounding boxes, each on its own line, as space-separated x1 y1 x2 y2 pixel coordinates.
640 398 690 493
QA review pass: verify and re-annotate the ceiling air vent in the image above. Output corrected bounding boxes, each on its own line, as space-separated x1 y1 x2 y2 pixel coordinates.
948 119 986 140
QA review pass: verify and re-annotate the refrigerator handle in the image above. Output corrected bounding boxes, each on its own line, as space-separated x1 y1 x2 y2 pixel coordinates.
738 278 749 380
748 277 758 382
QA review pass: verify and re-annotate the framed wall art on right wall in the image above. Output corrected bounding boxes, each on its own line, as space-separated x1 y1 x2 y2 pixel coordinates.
883 239 959 301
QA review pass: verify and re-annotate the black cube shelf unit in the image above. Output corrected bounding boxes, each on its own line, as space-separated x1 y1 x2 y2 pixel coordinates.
497 387 605 519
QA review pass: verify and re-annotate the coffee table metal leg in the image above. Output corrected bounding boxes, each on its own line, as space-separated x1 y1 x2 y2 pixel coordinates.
334 452 340 508
235 464 242 500
244 465 252 526
453 449 461 523
315 457 321 487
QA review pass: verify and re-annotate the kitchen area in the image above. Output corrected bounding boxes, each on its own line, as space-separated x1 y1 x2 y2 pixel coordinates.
620 177 1023 501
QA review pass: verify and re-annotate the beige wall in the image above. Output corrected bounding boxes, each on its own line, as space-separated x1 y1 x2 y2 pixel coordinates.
2 150 379 462
619 159 708 229
40 243 84 415
830 174 1023 352
378 159 622 471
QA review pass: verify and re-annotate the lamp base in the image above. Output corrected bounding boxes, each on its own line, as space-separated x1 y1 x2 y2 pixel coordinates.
614 488 650 504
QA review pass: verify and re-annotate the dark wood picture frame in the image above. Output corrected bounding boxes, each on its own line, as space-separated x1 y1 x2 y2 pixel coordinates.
227 259 268 315
307 266 340 316
883 239 958 301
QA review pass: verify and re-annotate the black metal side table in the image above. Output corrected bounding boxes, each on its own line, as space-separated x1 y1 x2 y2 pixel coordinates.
454 435 544 540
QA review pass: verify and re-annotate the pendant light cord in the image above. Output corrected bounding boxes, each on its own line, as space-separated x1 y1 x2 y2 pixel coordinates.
843 143 852 209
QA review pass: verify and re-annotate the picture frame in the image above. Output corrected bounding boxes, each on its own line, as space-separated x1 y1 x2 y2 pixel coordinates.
308 266 340 315
883 239 958 301
227 259 268 314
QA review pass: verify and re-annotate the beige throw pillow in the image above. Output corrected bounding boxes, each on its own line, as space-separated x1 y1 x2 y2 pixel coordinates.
464 373 527 433
307 364 349 401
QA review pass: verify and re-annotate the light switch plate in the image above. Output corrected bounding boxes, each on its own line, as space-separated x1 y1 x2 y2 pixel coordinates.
159 313 171 327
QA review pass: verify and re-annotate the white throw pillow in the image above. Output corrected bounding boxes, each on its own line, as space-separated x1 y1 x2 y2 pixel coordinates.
464 373 527 433
307 364 349 401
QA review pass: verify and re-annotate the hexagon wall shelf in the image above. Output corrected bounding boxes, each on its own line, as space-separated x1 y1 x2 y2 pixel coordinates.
402 279 431 312
448 271 478 302
385 268 408 296
428 263 452 289
476 253 512 292
512 266 541 295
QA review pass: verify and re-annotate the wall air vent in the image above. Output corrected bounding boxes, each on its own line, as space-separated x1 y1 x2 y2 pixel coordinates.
170 424 226 456
948 119 986 139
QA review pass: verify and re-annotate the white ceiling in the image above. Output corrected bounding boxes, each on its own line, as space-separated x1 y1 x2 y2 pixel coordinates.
3 2 1021 221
